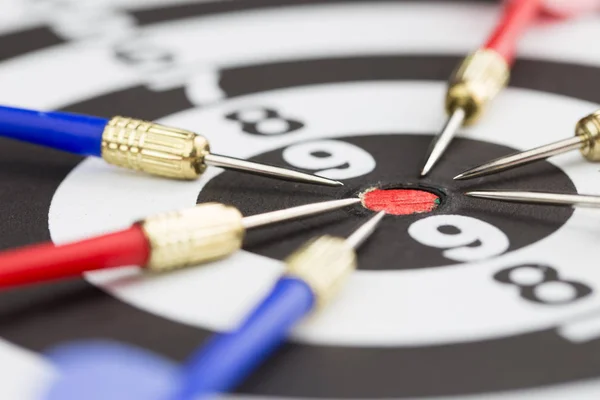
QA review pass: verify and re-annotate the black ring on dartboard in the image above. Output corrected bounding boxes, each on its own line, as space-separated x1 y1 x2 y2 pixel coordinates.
1 1 600 399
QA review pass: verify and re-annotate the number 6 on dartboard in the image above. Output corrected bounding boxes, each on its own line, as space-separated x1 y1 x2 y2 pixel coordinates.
408 215 510 262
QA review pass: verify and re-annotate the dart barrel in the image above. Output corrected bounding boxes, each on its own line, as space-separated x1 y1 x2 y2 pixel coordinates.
284 235 356 308
576 110 600 161
446 49 510 124
101 116 210 179
140 203 244 271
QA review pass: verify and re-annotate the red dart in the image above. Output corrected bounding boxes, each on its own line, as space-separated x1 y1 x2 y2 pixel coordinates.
420 0 545 177
0 199 359 289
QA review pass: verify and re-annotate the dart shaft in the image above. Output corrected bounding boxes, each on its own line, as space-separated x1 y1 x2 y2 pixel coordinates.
484 0 544 64
0 105 107 156
0 226 149 288
178 277 315 399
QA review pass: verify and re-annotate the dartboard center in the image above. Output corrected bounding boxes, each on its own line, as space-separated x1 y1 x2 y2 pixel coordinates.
360 187 441 215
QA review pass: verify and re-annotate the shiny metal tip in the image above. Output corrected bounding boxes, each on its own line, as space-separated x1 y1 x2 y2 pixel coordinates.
242 198 360 229
345 211 386 250
453 136 585 181
204 153 343 187
454 170 483 181
420 108 466 177
465 190 600 208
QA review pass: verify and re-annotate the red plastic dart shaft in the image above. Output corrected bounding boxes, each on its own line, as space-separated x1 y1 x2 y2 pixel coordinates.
0 226 150 289
484 0 544 64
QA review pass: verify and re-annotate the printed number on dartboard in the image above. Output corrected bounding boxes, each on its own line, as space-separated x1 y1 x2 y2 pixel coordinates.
225 109 376 179
225 107 304 135
495 264 593 306
409 215 594 305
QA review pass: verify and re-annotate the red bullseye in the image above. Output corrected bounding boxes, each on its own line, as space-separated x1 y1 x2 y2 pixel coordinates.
361 188 440 216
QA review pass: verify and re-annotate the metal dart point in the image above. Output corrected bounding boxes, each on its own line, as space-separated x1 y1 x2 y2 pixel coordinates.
455 110 600 181
466 190 600 208
421 108 466 177
242 198 360 229
345 211 386 249
203 153 343 187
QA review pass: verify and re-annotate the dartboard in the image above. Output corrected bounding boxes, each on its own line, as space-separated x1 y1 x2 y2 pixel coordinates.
3 0 600 399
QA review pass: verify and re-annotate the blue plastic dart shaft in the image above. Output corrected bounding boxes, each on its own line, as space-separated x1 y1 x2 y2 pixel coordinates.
0 105 107 156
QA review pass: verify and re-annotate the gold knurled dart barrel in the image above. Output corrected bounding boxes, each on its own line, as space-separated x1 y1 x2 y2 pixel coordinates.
284 236 356 308
102 116 210 180
446 49 510 125
576 110 600 161
140 203 244 271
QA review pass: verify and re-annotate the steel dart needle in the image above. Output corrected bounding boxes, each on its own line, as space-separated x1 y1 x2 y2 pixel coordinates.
177 211 386 399
241 198 359 229
455 111 600 181
419 0 544 177
345 210 386 249
466 190 600 208
421 108 466 177
203 153 342 187
0 105 341 186
0 198 360 289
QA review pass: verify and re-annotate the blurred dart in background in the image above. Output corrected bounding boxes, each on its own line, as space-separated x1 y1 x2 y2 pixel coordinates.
43 341 181 400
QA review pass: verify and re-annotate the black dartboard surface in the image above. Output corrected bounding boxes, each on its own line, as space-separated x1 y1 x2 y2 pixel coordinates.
2 1 600 399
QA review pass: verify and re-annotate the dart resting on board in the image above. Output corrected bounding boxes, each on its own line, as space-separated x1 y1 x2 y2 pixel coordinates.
0 198 359 289
467 190 600 208
175 211 386 400
455 110 600 181
0 105 341 186
420 0 543 177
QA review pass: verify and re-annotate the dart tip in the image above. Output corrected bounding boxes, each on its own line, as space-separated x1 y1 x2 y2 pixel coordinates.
325 179 345 187
464 191 488 198
242 197 360 229
345 211 386 250
453 172 471 181
453 165 492 181
303 175 344 187
464 190 511 201
419 108 466 178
